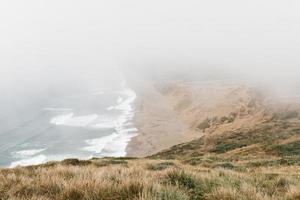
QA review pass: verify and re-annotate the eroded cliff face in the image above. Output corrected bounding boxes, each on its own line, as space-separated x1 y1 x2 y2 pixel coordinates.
128 79 300 157
151 80 300 161
159 79 300 132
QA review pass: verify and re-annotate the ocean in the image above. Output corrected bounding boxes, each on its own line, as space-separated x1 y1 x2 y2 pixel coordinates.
0 77 138 168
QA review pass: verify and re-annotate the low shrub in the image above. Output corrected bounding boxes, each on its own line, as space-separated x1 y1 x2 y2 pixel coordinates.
165 170 204 200
94 159 128 167
272 141 300 156
210 143 247 153
149 186 189 200
197 119 210 131
61 159 91 166
147 162 175 171
215 163 235 170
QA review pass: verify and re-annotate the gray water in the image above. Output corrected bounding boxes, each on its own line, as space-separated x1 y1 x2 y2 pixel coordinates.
0 80 138 168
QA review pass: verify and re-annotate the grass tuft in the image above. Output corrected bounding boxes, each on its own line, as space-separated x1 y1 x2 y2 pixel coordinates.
165 170 204 200
146 162 176 171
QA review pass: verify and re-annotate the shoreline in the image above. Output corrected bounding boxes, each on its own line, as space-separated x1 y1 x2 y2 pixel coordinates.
126 80 201 157
6 83 138 168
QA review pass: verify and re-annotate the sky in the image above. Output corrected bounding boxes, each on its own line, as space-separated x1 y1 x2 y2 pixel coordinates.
0 0 300 89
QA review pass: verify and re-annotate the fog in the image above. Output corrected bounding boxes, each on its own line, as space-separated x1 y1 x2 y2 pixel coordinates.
2 0 300 167
1 0 300 94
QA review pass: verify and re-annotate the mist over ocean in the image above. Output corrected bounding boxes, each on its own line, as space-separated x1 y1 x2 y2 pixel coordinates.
0 71 138 167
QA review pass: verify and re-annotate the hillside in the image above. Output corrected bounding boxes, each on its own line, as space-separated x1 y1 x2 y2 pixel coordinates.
1 80 300 200
151 80 300 163
128 79 300 157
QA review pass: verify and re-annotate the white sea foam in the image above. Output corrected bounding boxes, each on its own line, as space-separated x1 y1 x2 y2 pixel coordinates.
114 88 137 111
101 128 138 156
50 113 98 127
62 114 98 127
9 154 87 168
10 154 47 168
12 149 46 159
50 113 74 125
83 84 138 156
91 121 115 129
82 132 119 153
44 108 73 111
46 82 139 159
7 84 138 167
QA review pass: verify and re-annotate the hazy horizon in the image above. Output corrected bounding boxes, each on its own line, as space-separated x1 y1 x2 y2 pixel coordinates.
1 0 300 86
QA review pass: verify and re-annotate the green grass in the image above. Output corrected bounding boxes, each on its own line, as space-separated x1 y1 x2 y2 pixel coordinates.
209 143 247 153
61 159 92 166
93 158 128 167
274 111 299 120
214 162 235 170
272 141 300 156
150 186 189 200
197 119 211 130
165 170 204 200
146 162 176 171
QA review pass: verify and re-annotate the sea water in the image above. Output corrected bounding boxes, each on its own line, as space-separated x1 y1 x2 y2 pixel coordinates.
0 80 138 167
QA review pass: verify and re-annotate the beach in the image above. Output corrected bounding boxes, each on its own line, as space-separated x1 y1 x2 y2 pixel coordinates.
126 80 201 157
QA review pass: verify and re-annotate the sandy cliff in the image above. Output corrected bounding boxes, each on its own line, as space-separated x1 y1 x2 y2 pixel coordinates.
127 79 300 157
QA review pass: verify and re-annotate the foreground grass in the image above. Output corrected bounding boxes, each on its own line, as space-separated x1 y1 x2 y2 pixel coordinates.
1 157 300 200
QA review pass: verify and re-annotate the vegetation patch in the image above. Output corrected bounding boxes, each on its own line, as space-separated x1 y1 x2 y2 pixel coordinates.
278 156 300 165
165 170 204 200
197 119 211 131
274 111 299 120
103 157 138 160
150 186 189 200
61 159 92 166
214 162 235 169
94 158 128 167
210 143 247 153
151 138 205 159
99 182 144 200
184 157 203 166
184 156 225 166
147 162 176 171
197 113 238 131
61 188 84 200
246 156 300 167
272 141 300 156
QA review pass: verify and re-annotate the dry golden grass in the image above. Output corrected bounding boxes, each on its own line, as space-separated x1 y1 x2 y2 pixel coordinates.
0 158 300 200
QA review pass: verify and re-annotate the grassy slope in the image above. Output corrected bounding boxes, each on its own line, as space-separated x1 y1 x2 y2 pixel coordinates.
1 117 300 200
153 119 300 167
0 157 300 200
